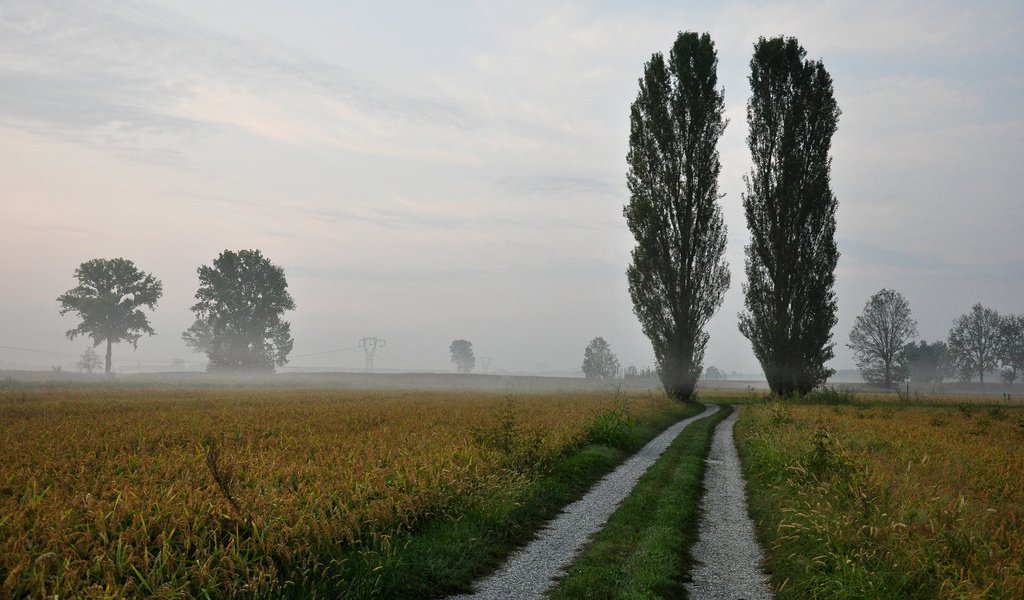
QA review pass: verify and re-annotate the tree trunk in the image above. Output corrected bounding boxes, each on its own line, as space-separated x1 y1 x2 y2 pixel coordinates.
659 349 698 403
105 339 112 376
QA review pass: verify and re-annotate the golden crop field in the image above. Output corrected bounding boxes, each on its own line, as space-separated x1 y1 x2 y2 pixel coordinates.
736 401 1024 599
0 386 679 598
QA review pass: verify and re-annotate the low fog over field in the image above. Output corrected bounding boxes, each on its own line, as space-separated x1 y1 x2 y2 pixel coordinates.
1 0 1021 376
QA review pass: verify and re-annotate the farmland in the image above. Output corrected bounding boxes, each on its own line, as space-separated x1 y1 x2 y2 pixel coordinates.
736 399 1024 598
0 385 693 598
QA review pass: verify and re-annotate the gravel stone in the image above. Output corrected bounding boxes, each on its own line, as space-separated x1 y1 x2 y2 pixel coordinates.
449 404 720 600
685 409 773 599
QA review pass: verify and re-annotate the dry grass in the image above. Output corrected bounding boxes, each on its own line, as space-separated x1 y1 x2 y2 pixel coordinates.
0 386 677 597
736 401 1024 599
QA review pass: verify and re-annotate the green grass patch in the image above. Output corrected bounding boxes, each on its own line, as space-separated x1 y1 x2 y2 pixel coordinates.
550 403 732 599
735 402 1024 599
298 399 704 598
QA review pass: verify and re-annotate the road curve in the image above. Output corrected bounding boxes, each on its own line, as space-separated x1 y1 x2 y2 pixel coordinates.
449 404 720 600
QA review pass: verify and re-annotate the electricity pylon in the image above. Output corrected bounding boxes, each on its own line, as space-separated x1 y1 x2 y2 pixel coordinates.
359 337 386 372
480 356 493 374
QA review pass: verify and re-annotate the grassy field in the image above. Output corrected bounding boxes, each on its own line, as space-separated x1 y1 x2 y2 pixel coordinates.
736 399 1024 599
0 385 695 598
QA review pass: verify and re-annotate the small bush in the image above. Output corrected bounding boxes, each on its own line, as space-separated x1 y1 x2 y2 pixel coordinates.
585 391 636 449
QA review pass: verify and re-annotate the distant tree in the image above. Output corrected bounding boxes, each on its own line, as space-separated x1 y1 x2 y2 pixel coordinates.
998 314 1024 385
904 340 951 384
449 339 475 374
947 303 1001 383
183 249 295 372
582 337 621 380
57 258 163 375
738 36 841 396
847 289 918 388
702 365 726 381
623 365 640 379
77 346 102 374
625 31 730 403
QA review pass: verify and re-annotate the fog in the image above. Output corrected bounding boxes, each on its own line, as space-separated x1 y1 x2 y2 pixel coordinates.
2 0 1022 377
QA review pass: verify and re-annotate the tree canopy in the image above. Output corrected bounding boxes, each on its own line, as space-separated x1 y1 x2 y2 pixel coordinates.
624 31 730 402
848 289 918 388
738 36 840 396
449 339 475 374
183 249 295 372
56 257 163 375
582 337 621 380
997 314 1024 385
904 340 951 384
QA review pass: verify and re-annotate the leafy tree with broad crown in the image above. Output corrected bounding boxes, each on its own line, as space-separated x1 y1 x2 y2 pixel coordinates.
625 31 730 403
582 336 621 380
183 249 295 372
847 289 918 388
738 36 841 396
57 258 163 375
997 314 1024 385
449 339 475 374
947 303 1001 383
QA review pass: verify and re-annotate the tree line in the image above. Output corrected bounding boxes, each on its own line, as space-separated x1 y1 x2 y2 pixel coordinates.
58 250 295 375
847 290 1023 388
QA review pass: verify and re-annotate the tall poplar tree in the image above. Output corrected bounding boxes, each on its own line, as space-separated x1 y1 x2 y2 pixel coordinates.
625 31 730 403
738 36 841 396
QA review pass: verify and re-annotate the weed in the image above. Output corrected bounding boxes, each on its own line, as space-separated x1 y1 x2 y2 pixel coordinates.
585 389 636 449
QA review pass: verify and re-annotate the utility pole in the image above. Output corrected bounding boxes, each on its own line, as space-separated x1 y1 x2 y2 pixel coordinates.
359 337 386 373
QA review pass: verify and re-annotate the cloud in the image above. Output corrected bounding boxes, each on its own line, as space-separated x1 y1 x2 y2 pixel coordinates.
495 174 617 197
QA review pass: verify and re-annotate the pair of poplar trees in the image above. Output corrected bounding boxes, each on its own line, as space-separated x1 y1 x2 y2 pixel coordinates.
625 33 840 401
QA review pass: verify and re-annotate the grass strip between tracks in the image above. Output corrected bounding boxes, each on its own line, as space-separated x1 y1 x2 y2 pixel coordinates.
303 400 705 598
550 402 732 599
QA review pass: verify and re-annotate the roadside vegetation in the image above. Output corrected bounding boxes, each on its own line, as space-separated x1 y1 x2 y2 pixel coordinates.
552 404 731 599
736 396 1024 598
0 386 697 598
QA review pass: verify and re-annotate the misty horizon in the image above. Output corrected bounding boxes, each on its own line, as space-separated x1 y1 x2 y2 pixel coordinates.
2 0 1022 377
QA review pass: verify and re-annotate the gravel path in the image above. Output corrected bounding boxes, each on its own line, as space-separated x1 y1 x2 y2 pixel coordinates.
685 409 773 599
449 404 719 600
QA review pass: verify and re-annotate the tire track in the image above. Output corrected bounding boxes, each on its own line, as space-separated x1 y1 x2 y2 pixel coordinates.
450 404 719 599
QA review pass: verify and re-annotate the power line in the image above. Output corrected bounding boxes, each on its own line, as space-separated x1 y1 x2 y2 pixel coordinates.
359 337 386 373
289 345 363 359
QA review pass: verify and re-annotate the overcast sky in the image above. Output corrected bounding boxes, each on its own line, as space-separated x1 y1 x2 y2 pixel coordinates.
2 0 1021 375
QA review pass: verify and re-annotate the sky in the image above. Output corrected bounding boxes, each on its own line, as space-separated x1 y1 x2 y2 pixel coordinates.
1 0 1022 375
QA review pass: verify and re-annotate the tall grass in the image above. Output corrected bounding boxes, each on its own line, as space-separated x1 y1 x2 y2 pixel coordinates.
736 401 1024 598
0 387 682 597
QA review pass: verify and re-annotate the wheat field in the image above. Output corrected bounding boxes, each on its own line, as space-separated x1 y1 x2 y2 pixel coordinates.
0 386 678 597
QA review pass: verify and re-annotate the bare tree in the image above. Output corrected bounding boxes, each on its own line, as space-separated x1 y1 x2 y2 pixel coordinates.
847 289 918 388
948 303 1001 383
